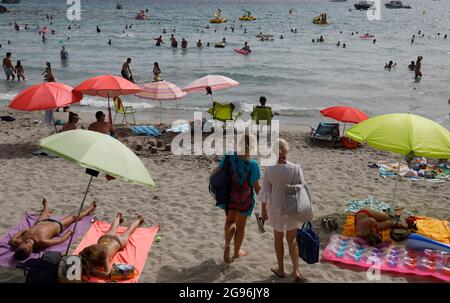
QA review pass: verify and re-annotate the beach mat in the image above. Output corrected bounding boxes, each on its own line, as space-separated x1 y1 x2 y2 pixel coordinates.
342 215 450 244
0 213 92 267
73 221 159 283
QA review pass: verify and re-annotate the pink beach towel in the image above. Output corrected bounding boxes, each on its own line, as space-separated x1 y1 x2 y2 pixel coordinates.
73 221 159 283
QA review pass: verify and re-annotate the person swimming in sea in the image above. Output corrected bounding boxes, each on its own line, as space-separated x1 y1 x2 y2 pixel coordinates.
408 61 415 71
97 26 101 33
385 61 396 69
336 41 340 47
154 36 163 46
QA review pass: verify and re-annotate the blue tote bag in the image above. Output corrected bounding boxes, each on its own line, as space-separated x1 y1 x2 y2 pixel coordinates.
297 222 320 264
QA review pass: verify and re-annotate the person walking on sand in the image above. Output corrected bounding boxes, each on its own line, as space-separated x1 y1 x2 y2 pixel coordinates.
415 56 423 79
213 134 260 263
121 58 134 82
9 198 97 260
3 52 15 81
258 139 308 282
15 60 25 82
79 213 144 278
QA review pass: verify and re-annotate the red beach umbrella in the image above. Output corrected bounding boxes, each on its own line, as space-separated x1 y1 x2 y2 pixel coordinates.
9 82 82 111
74 75 142 124
320 106 369 132
9 82 83 132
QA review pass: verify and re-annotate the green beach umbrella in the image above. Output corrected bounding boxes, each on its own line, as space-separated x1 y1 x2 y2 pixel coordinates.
40 130 155 253
345 113 450 202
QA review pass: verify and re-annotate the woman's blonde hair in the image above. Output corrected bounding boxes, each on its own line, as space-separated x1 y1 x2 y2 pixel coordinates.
277 138 289 156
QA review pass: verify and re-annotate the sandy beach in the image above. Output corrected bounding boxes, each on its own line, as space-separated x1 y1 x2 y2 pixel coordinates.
0 109 448 283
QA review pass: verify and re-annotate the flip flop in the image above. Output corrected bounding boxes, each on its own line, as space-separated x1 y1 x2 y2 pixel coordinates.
271 268 285 278
294 275 308 283
255 212 265 233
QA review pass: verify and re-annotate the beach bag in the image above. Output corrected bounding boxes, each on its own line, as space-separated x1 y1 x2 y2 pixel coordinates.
297 223 320 264
284 165 313 221
110 263 139 281
209 156 231 206
24 251 62 283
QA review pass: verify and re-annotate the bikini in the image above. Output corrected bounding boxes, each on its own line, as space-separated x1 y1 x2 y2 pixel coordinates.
98 234 123 249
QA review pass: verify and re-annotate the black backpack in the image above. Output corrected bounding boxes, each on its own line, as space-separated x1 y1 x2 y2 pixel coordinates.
23 251 62 283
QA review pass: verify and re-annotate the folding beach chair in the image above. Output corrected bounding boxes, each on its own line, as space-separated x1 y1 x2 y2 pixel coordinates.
113 96 136 125
310 122 340 144
207 101 241 130
251 106 273 130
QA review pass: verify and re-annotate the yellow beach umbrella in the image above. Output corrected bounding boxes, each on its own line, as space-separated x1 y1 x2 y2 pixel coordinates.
346 113 450 202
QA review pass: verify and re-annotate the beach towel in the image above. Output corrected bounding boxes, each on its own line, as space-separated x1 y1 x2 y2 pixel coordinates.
166 123 190 133
378 163 449 182
345 196 392 214
342 215 450 244
129 125 160 137
73 221 159 283
0 213 92 267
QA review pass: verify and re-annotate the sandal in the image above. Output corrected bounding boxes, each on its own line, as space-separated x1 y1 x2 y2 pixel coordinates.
255 212 265 233
321 217 338 232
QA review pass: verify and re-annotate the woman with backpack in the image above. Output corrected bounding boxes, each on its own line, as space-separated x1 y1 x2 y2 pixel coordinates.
213 133 260 263
258 139 308 282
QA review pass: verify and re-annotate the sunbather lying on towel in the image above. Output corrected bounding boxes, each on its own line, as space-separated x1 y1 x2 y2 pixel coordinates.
79 213 144 279
9 199 97 260
354 209 394 246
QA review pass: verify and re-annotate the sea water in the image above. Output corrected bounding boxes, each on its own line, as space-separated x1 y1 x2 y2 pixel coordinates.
0 0 449 128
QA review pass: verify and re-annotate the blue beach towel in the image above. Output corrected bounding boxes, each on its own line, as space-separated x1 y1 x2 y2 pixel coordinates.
130 125 161 137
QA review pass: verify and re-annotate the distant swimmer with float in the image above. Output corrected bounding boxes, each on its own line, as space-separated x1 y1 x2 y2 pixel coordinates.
313 13 329 25
234 41 251 55
210 8 227 23
239 10 256 21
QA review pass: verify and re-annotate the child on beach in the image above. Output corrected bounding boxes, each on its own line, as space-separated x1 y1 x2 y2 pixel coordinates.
15 60 25 81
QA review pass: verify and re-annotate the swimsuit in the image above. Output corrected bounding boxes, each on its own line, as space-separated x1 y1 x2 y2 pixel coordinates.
98 234 123 249
3 66 14 77
36 218 63 234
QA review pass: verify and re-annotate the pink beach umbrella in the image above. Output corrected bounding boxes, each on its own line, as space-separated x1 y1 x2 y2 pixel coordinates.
135 80 187 123
183 75 239 101
74 75 142 125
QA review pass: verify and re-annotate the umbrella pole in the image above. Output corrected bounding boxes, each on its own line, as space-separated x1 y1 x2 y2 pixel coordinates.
392 158 402 204
107 93 113 125
52 115 58 133
343 122 347 135
64 175 94 255
160 101 162 124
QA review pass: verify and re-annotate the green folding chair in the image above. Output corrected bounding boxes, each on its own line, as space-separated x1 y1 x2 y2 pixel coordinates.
113 97 136 125
207 101 241 130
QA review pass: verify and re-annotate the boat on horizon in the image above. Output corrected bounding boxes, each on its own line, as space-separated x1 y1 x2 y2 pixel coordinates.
354 1 373 10
1 0 21 4
385 1 411 9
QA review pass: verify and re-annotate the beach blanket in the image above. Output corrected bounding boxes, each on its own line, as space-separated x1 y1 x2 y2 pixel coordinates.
0 213 92 267
129 125 161 137
345 196 392 214
378 163 449 182
166 123 190 133
342 215 450 244
73 221 159 283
